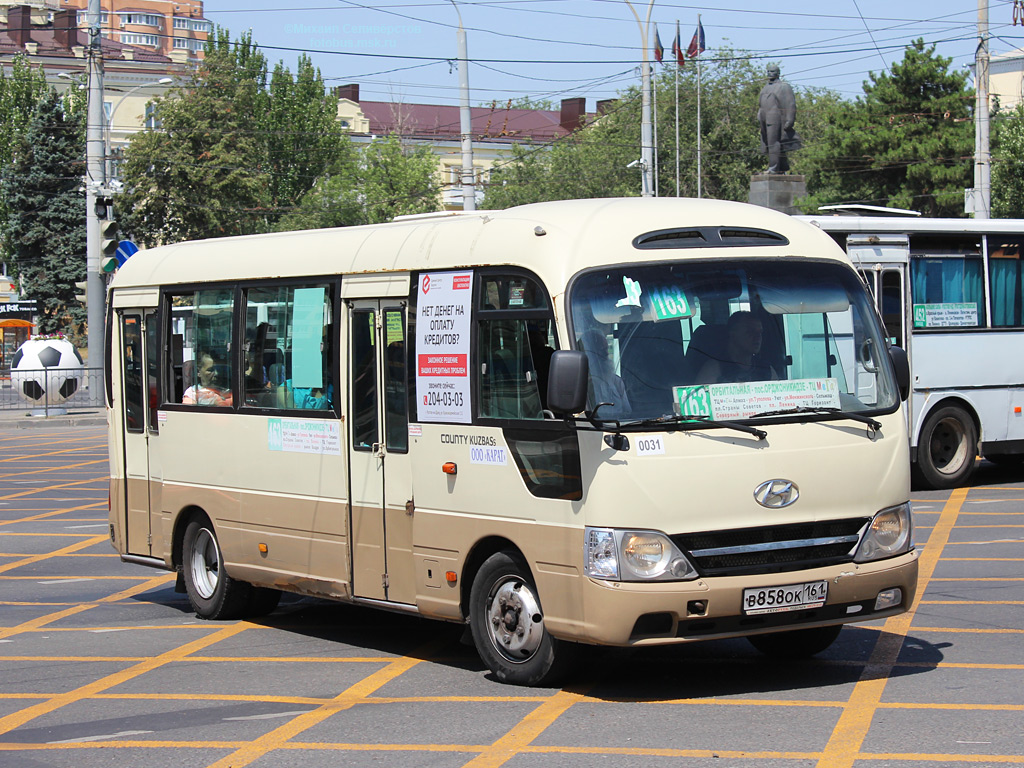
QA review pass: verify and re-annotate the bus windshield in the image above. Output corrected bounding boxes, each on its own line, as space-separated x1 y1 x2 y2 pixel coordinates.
569 259 900 422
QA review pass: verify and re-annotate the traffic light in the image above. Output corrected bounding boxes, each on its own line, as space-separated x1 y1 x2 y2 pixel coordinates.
75 280 88 306
100 219 119 273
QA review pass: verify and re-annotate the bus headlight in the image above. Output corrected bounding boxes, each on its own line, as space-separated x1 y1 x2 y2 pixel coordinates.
854 503 913 563
585 527 697 581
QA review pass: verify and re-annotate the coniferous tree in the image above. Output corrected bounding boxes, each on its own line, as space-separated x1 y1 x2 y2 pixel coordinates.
800 39 973 216
1 90 86 333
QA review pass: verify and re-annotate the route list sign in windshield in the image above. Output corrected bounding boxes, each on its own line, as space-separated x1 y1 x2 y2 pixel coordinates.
416 270 474 423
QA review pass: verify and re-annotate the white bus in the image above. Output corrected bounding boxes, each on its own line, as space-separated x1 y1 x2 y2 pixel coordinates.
106 198 918 685
800 210 1024 489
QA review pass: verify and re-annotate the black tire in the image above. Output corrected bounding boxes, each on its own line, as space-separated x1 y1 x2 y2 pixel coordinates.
181 518 251 620
747 624 842 659
915 405 977 490
469 550 576 686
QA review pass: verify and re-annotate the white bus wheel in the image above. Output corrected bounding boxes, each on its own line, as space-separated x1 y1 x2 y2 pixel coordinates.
747 624 842 658
469 550 576 686
182 518 251 620
916 405 977 490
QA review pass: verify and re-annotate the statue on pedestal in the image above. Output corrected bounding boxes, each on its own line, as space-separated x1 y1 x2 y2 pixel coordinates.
757 65 802 174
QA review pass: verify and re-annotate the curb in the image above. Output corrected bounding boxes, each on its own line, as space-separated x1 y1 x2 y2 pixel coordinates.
0 413 107 429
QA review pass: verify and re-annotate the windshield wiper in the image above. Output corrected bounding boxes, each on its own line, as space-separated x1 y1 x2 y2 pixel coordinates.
626 413 768 441
754 406 882 431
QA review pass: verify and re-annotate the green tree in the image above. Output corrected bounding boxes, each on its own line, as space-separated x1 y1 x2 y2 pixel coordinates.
277 135 440 230
992 103 1024 218
0 55 51 260
118 29 272 245
800 39 973 216
0 90 85 333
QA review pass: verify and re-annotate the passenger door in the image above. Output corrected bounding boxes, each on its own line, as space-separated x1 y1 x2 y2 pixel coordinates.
118 311 161 556
347 300 415 604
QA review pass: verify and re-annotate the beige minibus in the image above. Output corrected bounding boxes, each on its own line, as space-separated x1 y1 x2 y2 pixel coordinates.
107 197 918 685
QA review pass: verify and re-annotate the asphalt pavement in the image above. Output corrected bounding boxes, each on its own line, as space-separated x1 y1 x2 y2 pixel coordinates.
1 426 1023 768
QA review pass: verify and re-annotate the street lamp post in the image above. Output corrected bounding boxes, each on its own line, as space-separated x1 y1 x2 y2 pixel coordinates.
625 0 656 198
449 0 475 211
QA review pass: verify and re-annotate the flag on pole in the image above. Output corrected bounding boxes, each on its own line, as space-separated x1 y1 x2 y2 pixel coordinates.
653 26 664 64
687 20 705 59
671 21 685 66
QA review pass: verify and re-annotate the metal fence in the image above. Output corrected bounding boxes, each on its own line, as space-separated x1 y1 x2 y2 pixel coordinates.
0 367 105 415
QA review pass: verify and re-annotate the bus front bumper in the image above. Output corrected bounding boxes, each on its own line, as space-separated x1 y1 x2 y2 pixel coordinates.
568 549 920 646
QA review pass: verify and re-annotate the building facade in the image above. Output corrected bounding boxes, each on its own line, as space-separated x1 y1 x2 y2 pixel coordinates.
335 84 601 209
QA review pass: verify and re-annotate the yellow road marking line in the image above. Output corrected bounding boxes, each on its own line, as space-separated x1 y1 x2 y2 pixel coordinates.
920 600 1024 605
0 477 109 501
0 606 95 642
0 502 105 528
0 623 249 736
814 486 968 768
909 626 1024 634
0 536 108 575
459 687 589 768
0 445 110 464
202 641 441 768
0 460 107 480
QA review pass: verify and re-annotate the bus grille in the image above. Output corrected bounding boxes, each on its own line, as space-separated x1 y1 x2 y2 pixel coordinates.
671 518 870 577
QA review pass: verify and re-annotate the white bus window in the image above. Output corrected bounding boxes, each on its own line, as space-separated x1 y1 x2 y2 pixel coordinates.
243 284 333 410
910 243 985 329
169 289 234 408
989 238 1024 327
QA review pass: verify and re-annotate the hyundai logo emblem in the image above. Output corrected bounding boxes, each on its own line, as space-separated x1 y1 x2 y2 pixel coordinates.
754 479 799 508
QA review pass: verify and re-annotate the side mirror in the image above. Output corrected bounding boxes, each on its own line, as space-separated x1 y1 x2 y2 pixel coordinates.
547 350 589 415
888 345 910 401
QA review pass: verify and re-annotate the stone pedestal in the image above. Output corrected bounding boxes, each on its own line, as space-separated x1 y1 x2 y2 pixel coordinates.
748 173 806 215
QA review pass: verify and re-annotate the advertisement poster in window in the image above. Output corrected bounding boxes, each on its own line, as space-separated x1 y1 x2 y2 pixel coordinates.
416 271 474 423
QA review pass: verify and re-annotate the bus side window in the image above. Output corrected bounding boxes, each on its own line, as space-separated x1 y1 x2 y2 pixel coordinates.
383 308 408 452
476 274 553 421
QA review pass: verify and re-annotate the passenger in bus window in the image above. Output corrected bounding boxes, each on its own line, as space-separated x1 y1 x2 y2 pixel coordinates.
581 329 631 418
182 352 232 407
696 311 778 384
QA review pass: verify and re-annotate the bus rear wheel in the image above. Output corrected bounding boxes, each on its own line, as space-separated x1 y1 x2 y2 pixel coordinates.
469 550 576 686
747 624 842 658
182 518 252 620
916 405 977 489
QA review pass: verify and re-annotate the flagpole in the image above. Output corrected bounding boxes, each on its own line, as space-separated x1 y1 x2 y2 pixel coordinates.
696 13 702 199
674 18 680 197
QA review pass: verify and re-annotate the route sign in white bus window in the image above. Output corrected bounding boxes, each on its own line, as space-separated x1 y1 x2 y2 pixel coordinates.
912 303 978 328
417 271 474 423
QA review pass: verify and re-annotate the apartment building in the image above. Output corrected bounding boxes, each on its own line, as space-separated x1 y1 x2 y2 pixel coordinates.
0 0 209 62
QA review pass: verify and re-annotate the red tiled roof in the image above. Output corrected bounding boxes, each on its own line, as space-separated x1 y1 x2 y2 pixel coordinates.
357 101 590 143
0 21 172 62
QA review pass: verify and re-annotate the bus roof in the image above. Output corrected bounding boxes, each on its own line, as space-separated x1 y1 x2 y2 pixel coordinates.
798 214 1024 236
111 198 850 292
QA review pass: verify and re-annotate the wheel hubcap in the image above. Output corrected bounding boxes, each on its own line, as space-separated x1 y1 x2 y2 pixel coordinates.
931 417 968 475
189 528 220 599
486 577 544 663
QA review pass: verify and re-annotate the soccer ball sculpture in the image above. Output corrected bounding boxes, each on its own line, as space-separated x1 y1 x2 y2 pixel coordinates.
11 338 84 405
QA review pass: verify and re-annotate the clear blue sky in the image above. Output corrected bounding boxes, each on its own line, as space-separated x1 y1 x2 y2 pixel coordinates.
201 1 1022 106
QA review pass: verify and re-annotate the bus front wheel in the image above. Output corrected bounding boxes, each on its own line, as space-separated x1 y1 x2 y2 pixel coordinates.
469 550 576 686
916 405 977 490
182 518 252 620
